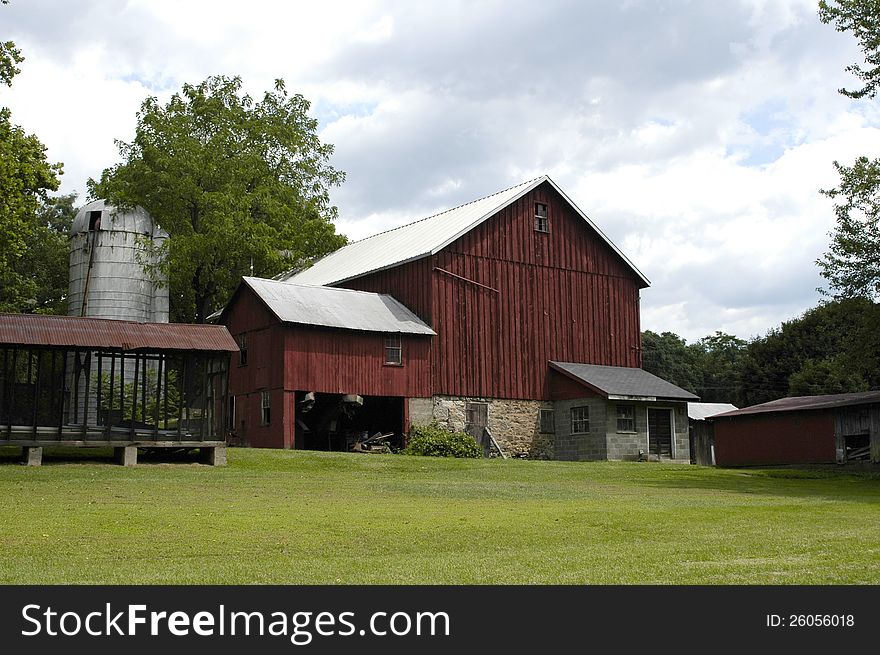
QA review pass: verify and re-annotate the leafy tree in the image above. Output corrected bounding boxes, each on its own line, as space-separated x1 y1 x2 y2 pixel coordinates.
817 2 880 299
819 0 880 99
696 332 747 403
641 331 703 394
0 2 64 311
89 75 347 323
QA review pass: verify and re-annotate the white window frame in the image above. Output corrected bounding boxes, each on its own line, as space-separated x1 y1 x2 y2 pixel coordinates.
616 404 636 433
260 390 271 426
570 406 589 434
534 202 549 233
384 335 402 365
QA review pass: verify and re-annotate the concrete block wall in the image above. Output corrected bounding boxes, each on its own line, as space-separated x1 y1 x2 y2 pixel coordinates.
553 397 608 460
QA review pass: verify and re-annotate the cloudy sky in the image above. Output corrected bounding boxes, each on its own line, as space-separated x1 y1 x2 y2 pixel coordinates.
4 0 879 341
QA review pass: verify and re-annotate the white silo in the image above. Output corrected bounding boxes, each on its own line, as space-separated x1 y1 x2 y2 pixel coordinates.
68 199 169 322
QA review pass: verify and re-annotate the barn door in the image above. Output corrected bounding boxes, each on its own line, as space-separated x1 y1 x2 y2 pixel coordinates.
648 408 673 458
465 402 489 456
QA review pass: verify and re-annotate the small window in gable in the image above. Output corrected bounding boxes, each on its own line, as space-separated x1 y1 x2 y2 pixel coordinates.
534 203 549 233
384 335 402 365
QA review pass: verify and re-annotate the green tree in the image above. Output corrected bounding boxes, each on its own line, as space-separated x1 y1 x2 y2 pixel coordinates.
819 0 880 99
696 331 747 403
817 2 880 299
0 193 75 314
89 75 347 323
641 331 703 394
0 2 64 310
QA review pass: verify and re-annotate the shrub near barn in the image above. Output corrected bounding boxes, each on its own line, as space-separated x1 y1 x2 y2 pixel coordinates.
402 424 482 458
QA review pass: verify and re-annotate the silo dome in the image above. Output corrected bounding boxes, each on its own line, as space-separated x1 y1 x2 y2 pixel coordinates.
68 200 169 322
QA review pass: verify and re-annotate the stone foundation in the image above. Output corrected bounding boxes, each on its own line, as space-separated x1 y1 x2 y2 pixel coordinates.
424 395 554 458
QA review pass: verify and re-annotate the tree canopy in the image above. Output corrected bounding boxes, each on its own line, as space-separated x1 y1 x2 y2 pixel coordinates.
817 1 880 299
89 75 347 323
0 2 64 312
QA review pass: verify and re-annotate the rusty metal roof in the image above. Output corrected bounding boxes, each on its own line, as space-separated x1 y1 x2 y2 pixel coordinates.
712 390 880 418
0 313 239 352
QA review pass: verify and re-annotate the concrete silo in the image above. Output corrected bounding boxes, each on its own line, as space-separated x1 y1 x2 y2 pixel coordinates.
68 199 169 322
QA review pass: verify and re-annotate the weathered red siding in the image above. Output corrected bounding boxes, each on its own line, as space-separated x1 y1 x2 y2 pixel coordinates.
549 370 601 400
344 181 643 402
283 325 432 397
223 284 432 448
433 182 642 400
342 257 434 323
714 412 837 466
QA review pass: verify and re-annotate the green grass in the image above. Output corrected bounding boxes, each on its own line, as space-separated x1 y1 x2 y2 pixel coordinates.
0 446 878 584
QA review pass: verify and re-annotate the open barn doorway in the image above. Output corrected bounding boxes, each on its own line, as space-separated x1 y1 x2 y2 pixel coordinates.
293 391 404 452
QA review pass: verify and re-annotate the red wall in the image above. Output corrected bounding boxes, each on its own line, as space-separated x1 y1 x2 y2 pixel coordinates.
223 284 432 448
345 181 643 401
714 412 837 466
283 325 432 397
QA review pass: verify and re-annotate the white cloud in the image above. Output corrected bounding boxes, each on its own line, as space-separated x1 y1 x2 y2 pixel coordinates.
4 0 878 342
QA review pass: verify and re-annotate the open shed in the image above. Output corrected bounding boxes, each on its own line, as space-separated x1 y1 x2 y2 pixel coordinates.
0 313 238 465
713 391 880 466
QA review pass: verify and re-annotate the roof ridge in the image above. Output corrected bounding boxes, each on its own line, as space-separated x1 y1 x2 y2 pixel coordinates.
345 175 547 245
246 276 396 299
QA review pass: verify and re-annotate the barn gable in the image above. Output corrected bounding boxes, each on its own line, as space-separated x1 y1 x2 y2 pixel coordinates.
282 175 649 289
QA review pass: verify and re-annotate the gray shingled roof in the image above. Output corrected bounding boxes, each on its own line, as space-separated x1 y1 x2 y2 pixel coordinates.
239 277 435 336
712 390 880 418
550 362 699 401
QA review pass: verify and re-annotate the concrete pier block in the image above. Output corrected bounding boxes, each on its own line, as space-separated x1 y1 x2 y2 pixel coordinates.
22 446 42 466
114 446 138 466
201 445 227 466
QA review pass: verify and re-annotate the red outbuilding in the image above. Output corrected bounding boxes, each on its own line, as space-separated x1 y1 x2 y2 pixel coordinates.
713 391 880 466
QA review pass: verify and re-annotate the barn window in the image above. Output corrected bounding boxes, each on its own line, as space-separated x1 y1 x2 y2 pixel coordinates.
616 405 635 432
539 408 555 434
260 391 271 426
570 406 589 434
226 395 236 431
238 334 248 366
384 336 402 365
534 203 549 233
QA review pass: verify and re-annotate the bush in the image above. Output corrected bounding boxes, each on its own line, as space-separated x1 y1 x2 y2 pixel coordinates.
402 424 482 458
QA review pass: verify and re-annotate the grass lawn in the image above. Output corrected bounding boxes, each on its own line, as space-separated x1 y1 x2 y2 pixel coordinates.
0 446 877 584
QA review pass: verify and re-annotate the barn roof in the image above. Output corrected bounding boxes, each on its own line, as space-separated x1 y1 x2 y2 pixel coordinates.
712 390 880 418
0 313 238 352
550 362 699 401
282 175 650 288
687 402 738 421
238 277 436 336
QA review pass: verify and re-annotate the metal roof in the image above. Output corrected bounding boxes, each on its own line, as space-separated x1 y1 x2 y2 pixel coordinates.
282 175 650 288
0 313 239 352
687 402 738 421
550 362 699 401
712 390 880 418
241 277 436 336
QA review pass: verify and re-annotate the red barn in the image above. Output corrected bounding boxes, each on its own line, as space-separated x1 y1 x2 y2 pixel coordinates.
221 175 697 459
